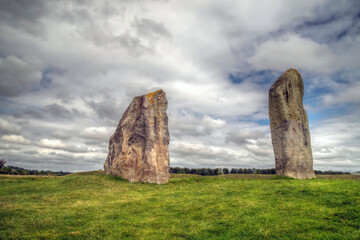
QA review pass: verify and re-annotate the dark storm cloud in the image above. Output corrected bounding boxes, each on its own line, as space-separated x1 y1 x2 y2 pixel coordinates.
0 0 47 36
108 17 172 56
133 18 171 39
296 1 360 43
15 104 80 120
111 33 154 56
22 150 39 155
0 56 42 97
44 103 80 119
86 100 124 122
56 89 77 104
58 3 113 46
50 130 72 140
21 108 45 119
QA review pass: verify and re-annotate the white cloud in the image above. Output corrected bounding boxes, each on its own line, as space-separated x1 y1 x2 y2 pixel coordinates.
170 141 242 168
0 135 31 144
38 139 66 148
170 113 226 137
202 115 226 128
37 138 90 153
245 143 273 158
0 118 21 135
80 126 114 141
311 113 360 171
225 129 266 145
322 82 360 106
248 34 338 73
249 29 360 75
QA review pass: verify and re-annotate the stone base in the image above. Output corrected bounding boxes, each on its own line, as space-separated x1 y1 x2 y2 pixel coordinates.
272 120 315 179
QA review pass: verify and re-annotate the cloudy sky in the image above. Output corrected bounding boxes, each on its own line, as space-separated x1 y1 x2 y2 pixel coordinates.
0 0 359 172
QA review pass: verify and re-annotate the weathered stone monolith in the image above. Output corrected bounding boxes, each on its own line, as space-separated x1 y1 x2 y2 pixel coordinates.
104 89 170 184
269 69 315 179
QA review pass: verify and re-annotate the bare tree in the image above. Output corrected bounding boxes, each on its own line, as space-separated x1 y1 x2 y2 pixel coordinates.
0 158 6 168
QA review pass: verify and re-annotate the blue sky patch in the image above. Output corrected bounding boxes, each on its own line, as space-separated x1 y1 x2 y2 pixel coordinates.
228 70 279 85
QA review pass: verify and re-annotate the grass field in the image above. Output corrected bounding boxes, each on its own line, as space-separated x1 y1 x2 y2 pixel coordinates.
1 172 359 239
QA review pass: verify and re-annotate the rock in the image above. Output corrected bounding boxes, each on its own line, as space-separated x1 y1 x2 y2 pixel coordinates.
269 69 315 179
104 89 170 184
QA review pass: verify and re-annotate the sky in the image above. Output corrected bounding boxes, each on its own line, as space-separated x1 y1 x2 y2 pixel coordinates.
0 0 359 172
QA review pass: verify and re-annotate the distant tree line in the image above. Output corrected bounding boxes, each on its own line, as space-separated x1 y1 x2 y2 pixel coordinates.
0 159 351 176
170 167 276 175
170 167 350 176
314 170 350 175
0 163 71 176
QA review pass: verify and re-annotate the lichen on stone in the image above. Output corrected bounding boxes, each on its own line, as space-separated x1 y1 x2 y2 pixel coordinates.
146 91 156 104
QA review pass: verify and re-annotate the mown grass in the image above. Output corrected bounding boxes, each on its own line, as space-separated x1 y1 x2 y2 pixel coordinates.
1 172 359 239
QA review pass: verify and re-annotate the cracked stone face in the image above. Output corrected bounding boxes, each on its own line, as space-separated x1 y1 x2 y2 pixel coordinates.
104 89 170 184
269 69 315 179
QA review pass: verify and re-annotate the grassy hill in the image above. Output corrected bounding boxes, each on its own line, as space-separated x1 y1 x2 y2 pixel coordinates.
1 172 359 239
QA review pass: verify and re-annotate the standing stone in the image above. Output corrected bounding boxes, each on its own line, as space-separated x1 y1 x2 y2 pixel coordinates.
104 89 170 184
269 69 315 179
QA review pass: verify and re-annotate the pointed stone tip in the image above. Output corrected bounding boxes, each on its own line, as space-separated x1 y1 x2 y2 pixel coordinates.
146 89 165 95
146 89 165 100
270 68 302 91
155 89 166 96
149 89 164 92
133 89 166 100
283 68 301 79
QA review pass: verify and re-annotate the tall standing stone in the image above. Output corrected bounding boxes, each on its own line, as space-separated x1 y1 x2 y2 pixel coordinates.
269 69 315 179
104 89 170 184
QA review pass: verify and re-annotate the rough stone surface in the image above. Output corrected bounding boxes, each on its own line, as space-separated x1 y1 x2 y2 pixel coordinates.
269 69 315 179
104 89 170 184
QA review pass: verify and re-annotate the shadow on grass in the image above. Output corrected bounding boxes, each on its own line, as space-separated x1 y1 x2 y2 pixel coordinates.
106 174 128 182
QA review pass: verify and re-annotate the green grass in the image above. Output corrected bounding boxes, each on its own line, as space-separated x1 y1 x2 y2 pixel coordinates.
1 172 359 239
